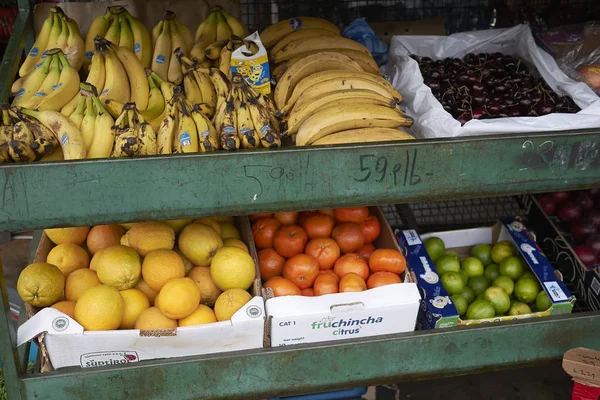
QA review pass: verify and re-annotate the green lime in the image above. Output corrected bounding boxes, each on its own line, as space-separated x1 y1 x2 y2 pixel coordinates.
471 243 493 266
536 291 552 312
519 271 536 281
491 240 516 264
424 237 446 263
484 286 511 315
441 271 465 295
499 256 524 280
466 299 496 320
492 276 514 296
459 287 476 304
476 293 486 301
458 269 469 286
462 257 484 278
484 264 500 281
468 275 490 296
435 254 461 275
451 295 468 316
508 301 532 316
514 278 540 304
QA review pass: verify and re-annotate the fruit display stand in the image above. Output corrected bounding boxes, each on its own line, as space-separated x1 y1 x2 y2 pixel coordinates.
1 2 600 400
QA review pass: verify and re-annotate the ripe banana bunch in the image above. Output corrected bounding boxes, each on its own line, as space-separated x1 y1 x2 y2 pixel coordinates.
212 72 280 151
111 102 157 157
85 7 152 69
151 11 194 84
13 49 80 112
203 36 259 80
260 17 340 50
276 69 413 146
193 6 249 65
18 6 84 77
178 55 217 115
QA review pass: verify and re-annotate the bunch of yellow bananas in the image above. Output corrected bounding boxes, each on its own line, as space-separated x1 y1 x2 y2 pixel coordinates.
111 102 158 157
12 49 80 112
201 37 259 80
150 11 195 84
178 55 217 116
191 6 249 66
84 6 151 69
18 7 84 77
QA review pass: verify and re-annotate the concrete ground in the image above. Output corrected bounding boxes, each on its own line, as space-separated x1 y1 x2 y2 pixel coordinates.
1 239 575 399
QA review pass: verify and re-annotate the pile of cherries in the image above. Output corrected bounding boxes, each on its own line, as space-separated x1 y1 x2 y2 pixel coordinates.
411 52 579 124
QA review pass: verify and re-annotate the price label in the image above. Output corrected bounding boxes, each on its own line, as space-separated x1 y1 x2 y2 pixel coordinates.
354 149 424 186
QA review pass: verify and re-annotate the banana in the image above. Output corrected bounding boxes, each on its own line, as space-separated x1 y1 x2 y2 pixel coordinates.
168 22 186 84
209 67 231 107
157 100 177 154
150 71 176 104
17 55 61 109
279 76 400 116
296 104 413 146
61 50 106 116
69 96 86 128
21 108 86 159
311 128 414 145
144 73 166 121
63 17 85 71
192 103 214 119
54 17 69 52
271 36 371 64
36 51 81 111
8 113 37 162
193 69 217 109
173 18 194 54
23 112 59 158
289 49 382 76
260 17 340 49
218 8 248 38
191 104 218 152
99 41 131 104
40 147 64 161
107 42 149 110
287 90 401 136
195 12 217 43
19 11 55 77
215 12 232 42
177 100 198 153
135 113 157 155
205 40 228 60
190 40 209 62
80 97 96 150
152 21 171 81
87 96 115 158
123 11 152 68
183 71 203 104
0 107 12 163
246 91 280 148
271 28 340 56
285 70 402 109
84 10 111 68
235 89 259 149
113 108 138 157
45 11 63 52
218 41 233 79
271 62 288 83
273 52 363 109
12 56 53 105
104 14 121 45
118 15 135 51
217 92 238 150
152 20 164 48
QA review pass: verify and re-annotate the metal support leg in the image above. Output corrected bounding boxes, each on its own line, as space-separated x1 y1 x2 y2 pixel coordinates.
0 258 23 399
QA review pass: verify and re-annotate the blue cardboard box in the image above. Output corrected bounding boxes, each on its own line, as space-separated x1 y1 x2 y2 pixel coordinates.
396 217 575 329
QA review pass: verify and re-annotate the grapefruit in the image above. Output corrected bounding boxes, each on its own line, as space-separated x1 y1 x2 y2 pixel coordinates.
178 304 217 326
219 222 241 240
120 288 150 329
156 277 201 319
142 249 185 292
74 285 124 330
187 266 222 307
46 243 90 277
50 300 76 319
45 226 90 245
135 307 177 330
95 245 142 290
17 263 65 307
210 247 256 291
121 222 175 256
214 289 252 321
178 223 223 266
86 225 125 255
65 268 101 302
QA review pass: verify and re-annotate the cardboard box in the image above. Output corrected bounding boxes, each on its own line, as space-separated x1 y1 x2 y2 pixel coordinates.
264 207 421 347
397 217 575 328
563 348 600 400
17 217 266 370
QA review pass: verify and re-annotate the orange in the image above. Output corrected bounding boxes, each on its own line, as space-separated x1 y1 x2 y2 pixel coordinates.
252 217 281 249
301 214 335 239
283 254 320 289
273 225 308 258
156 277 201 319
301 288 315 296
264 276 301 297
313 273 339 296
74 285 124 331
187 266 222 307
141 249 185 292
258 248 286 280
17 263 65 307
46 243 90 277
331 223 364 254
369 249 406 275
339 273 367 292
333 207 369 224
367 271 402 289
121 222 175 256
274 211 300 226
65 268 101 302
360 215 381 244
250 213 273 221
134 307 177 330
50 300 76 319
333 253 369 280
358 243 376 262
119 288 151 329
95 245 141 290
86 225 125 255
178 223 223 266
305 238 340 270
45 226 90 245
135 278 158 305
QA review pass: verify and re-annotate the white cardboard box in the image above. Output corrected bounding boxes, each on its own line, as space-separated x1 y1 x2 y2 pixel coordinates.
17 217 266 370
264 207 421 347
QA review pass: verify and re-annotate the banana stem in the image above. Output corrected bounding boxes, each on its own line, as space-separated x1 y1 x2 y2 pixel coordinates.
92 96 107 116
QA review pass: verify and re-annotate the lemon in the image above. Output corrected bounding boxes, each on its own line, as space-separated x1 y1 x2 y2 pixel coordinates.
74 285 124 331
134 307 177 330
178 223 223 267
65 268 101 302
50 300 76 319
46 243 90 277
95 245 141 290
45 226 90 245
219 222 241 240
86 225 125 255
135 278 158 305
214 289 252 321
187 266 222 307
121 222 175 256
223 238 249 253
192 217 222 236
142 249 185 292
178 304 217 327
17 263 65 307
210 247 256 291
164 219 193 234
120 288 151 329
156 277 200 319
